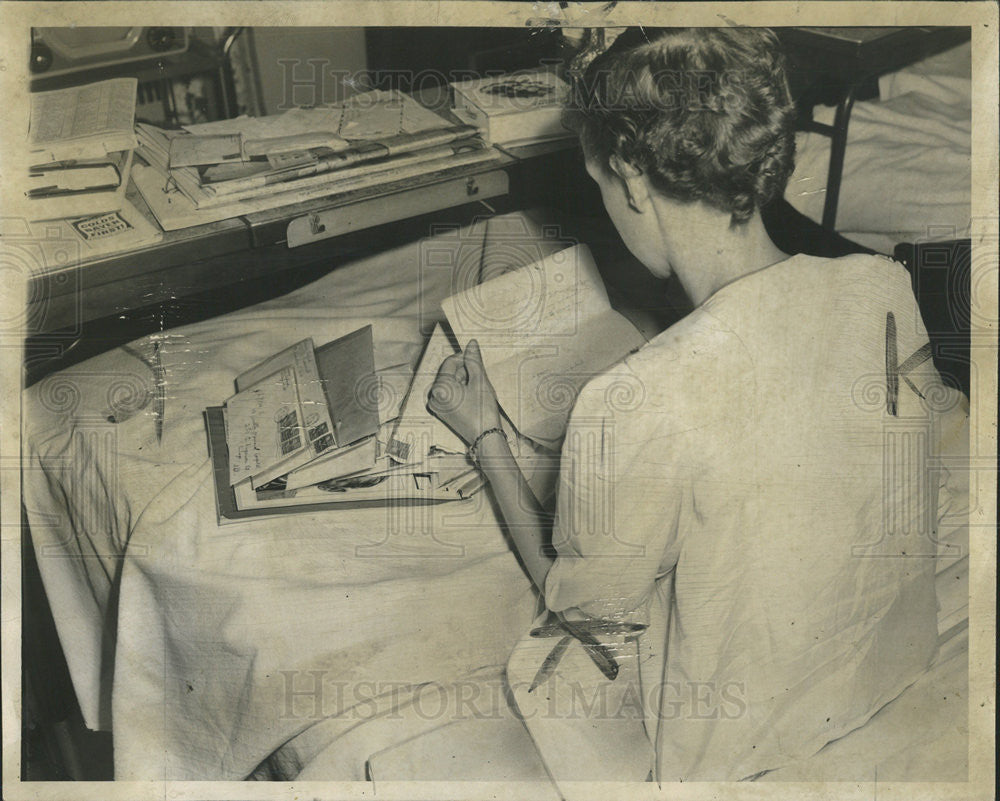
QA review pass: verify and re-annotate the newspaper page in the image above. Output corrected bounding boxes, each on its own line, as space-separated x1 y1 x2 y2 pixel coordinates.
28 77 138 159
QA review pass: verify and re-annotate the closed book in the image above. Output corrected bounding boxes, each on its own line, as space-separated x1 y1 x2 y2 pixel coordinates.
23 149 133 222
450 70 572 147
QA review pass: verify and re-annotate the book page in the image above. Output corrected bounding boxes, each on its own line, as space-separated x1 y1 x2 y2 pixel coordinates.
28 77 138 149
440 244 646 446
225 364 303 485
230 339 338 486
389 324 467 465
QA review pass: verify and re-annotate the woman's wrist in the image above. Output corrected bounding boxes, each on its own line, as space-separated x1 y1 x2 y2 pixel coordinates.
468 426 508 466
471 426 514 470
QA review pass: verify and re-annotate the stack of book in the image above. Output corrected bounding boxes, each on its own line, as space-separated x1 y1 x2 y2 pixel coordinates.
206 243 646 522
134 89 502 230
25 77 138 221
207 325 476 521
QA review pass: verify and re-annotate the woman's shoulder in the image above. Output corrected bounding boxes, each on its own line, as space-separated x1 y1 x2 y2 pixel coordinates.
698 250 915 335
571 305 755 423
721 251 907 293
761 251 910 289
641 300 759 366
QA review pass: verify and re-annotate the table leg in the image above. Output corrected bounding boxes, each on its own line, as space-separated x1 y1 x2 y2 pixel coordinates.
821 82 860 231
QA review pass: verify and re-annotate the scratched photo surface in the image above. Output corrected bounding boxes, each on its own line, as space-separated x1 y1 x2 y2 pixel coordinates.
1 3 995 801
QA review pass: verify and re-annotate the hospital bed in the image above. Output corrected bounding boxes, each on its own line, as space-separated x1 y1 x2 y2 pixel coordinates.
20 41 975 785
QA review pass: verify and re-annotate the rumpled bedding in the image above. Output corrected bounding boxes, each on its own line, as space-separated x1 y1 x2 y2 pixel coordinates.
787 41 971 253
22 210 567 780
287 403 970 787
23 47 975 778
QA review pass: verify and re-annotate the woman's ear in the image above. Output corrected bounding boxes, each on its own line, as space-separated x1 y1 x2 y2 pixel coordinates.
608 155 649 213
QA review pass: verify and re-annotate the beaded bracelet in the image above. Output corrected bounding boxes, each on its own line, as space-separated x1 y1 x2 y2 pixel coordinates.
467 427 508 466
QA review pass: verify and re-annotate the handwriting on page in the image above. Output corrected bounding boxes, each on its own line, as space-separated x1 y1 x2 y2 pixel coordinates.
226 365 300 485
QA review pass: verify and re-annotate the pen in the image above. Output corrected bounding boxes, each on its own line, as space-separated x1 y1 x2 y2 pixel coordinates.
456 474 485 499
528 635 572 692
26 183 118 198
437 467 478 491
558 615 620 681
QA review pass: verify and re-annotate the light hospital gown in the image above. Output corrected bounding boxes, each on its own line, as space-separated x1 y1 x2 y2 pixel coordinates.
542 252 960 780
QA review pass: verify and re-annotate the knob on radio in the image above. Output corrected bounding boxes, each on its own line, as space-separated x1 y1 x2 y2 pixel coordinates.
146 27 177 52
29 41 53 73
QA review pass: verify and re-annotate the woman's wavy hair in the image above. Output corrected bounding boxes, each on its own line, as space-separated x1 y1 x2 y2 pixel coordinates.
566 27 797 226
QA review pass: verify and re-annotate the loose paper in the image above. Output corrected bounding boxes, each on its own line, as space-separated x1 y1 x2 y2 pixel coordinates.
169 133 244 167
440 244 647 447
229 338 338 487
225 364 302 485
389 324 467 465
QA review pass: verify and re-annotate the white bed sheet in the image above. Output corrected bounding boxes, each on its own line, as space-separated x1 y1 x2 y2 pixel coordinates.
287 510 969 786
787 42 971 253
22 206 970 782
22 210 567 780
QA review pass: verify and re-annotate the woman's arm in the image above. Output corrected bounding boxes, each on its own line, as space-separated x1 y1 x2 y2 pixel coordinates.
473 431 553 592
428 340 553 593
429 342 624 677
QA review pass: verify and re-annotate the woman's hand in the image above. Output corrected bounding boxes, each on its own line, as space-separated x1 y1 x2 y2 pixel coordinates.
430 340 553 593
427 339 501 445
